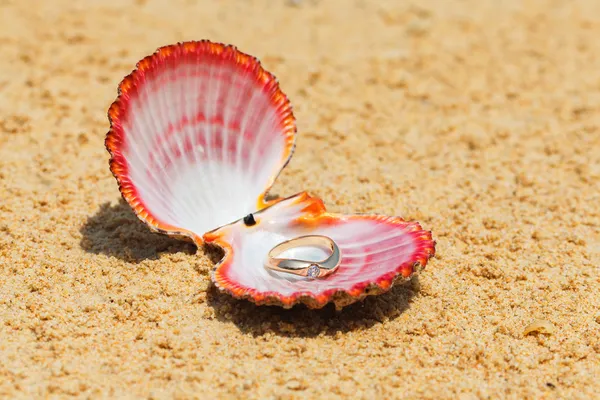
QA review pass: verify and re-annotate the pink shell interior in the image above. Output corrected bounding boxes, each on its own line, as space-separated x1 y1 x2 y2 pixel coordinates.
106 41 295 241
204 193 435 309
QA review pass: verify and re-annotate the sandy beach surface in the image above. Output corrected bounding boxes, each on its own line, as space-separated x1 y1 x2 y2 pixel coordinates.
1 0 599 398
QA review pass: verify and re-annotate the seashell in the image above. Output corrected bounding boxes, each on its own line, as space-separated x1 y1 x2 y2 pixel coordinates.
106 41 436 309
106 41 295 242
204 193 436 309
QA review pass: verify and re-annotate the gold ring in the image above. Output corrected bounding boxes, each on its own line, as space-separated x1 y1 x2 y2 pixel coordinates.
264 235 341 279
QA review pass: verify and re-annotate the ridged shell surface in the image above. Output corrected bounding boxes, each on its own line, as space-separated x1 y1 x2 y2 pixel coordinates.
106 41 296 241
204 193 435 309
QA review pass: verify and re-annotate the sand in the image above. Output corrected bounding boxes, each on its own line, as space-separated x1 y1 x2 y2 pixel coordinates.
1 0 599 398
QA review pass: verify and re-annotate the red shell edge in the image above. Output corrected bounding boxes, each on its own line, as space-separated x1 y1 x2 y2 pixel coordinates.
105 40 297 243
204 193 436 309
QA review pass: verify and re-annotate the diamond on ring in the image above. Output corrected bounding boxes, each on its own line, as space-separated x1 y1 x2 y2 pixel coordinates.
306 264 320 279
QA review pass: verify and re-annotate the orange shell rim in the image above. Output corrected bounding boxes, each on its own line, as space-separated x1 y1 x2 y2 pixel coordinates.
105 40 297 243
206 206 436 310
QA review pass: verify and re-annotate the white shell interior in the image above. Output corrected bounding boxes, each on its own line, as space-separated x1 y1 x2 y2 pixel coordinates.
216 196 420 296
122 60 288 235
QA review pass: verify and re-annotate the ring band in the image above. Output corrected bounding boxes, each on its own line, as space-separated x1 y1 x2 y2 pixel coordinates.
265 235 341 279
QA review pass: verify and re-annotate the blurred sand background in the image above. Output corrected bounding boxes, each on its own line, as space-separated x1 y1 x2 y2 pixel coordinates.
1 0 599 398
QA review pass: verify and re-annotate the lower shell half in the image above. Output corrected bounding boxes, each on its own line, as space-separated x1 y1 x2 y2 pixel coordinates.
203 193 436 309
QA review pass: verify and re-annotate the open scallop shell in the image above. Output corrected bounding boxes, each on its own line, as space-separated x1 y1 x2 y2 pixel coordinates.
105 41 436 309
106 41 295 242
204 193 435 309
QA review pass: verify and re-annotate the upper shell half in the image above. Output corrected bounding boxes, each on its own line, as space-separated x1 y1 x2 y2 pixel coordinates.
204 193 435 309
106 41 295 242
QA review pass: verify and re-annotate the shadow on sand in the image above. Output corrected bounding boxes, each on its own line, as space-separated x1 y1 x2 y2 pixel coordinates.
206 276 419 338
79 199 196 262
